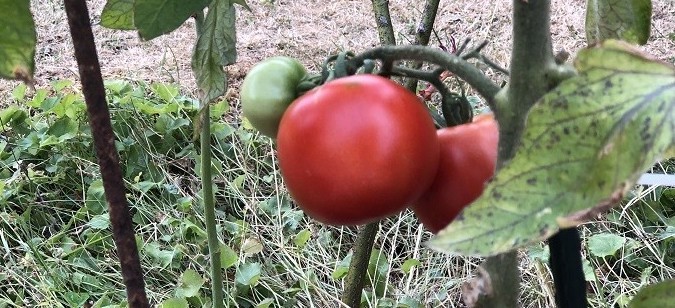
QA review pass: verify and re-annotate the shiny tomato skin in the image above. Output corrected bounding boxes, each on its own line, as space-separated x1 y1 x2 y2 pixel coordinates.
412 113 499 233
277 74 440 226
240 57 307 138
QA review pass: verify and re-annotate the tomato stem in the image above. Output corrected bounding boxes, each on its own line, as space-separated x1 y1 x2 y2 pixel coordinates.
349 45 501 110
389 65 472 126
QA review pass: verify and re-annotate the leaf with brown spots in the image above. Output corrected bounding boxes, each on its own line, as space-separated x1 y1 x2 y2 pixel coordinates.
428 40 675 257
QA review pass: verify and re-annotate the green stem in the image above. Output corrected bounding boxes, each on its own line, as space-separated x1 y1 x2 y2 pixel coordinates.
390 66 469 126
404 0 440 92
471 0 555 307
498 0 555 165
200 105 224 308
370 0 396 45
195 11 225 308
351 45 501 108
341 223 379 307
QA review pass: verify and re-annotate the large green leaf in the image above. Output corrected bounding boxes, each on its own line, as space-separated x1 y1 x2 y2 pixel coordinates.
629 280 675 308
135 0 211 40
100 0 135 30
586 0 652 45
429 40 675 256
175 269 205 298
191 0 237 103
0 0 36 82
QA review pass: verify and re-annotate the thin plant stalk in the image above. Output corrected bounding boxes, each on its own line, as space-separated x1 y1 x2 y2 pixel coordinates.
194 11 225 308
63 0 149 306
472 0 556 307
405 0 440 92
200 104 225 308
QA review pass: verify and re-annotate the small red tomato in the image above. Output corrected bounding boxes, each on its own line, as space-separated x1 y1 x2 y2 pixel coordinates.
277 75 440 226
412 113 499 233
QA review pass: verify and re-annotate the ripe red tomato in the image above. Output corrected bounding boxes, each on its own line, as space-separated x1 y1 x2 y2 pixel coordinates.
412 113 499 233
277 75 440 226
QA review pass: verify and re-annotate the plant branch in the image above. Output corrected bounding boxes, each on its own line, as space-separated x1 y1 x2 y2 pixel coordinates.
63 1 149 307
459 40 488 59
498 0 556 163
390 66 469 126
454 37 471 56
194 12 225 308
404 0 440 92
471 0 556 307
352 45 501 107
200 104 225 308
341 223 379 307
371 0 396 45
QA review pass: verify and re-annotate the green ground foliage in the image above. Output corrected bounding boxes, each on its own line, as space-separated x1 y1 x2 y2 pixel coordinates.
0 80 673 307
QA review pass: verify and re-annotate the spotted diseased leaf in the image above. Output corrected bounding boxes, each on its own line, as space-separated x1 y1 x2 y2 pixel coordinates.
0 0 36 82
585 0 652 45
135 0 211 41
429 40 675 257
191 0 237 103
100 0 135 30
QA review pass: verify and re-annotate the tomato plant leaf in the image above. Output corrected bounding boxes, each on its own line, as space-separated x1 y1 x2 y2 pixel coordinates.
135 0 211 41
219 242 238 269
100 0 135 30
429 40 675 256
191 0 237 103
587 233 626 257
585 0 652 45
175 269 205 298
159 297 189 308
235 262 262 286
0 0 36 82
629 280 675 308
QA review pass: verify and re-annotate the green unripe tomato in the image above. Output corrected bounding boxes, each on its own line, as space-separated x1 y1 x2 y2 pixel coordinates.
240 56 307 138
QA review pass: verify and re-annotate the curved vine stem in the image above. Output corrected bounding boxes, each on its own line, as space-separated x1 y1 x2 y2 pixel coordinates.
389 66 470 126
351 45 501 110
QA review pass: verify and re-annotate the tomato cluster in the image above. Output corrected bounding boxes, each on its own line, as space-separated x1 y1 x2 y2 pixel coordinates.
240 57 498 231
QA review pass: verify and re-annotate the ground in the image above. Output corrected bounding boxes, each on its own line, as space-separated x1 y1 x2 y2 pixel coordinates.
0 0 673 97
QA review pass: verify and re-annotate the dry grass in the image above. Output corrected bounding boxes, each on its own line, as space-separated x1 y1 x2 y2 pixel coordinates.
1 0 673 97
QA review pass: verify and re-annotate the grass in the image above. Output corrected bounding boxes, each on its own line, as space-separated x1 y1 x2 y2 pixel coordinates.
0 79 673 307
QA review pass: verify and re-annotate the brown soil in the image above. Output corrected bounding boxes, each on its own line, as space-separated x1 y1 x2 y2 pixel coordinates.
1 0 673 99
